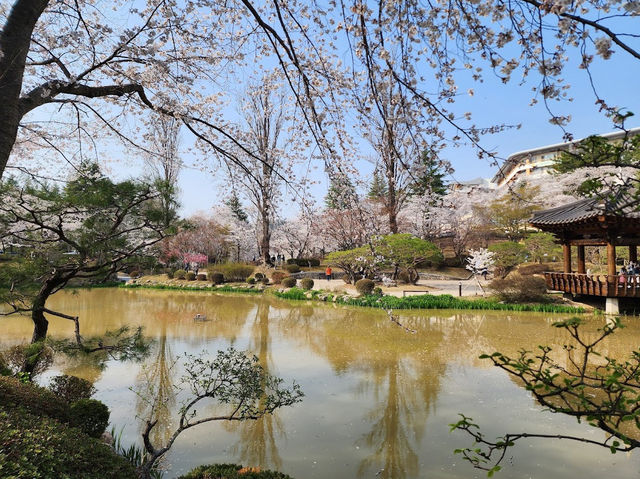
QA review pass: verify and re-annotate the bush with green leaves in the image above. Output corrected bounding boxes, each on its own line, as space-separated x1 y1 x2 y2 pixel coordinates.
0 375 70 423
49 375 95 403
281 277 297 288
69 398 110 438
186 272 196 281
197 273 207 281
488 274 548 303
261 277 270 285
166 270 174 279
488 241 528 278
178 463 294 479
210 272 224 284
247 277 256 284
355 278 375 295
3 342 53 379
286 258 320 267
0 407 136 478
254 272 265 280
208 263 254 282
174 269 187 279
300 278 314 290
284 263 301 273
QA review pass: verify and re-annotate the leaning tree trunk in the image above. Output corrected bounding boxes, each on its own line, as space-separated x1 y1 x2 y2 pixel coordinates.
0 0 50 179
30 276 64 343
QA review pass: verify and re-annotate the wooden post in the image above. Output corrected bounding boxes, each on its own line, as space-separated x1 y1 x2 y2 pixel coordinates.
607 241 617 278
630 245 638 263
577 245 586 274
562 243 572 273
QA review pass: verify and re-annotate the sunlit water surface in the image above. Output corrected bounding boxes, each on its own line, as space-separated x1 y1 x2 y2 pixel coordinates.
2 288 640 479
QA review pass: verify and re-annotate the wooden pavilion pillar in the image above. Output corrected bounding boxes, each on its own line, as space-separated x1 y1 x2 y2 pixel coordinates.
562 243 572 273
577 245 586 274
607 240 617 277
630 245 638 263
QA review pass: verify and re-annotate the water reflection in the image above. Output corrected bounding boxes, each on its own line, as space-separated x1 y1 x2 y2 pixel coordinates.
2 289 640 478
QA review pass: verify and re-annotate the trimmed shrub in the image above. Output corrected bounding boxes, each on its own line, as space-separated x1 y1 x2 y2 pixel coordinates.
488 274 548 303
49 375 95 403
271 271 286 284
247 277 256 284
300 278 314 290
70 398 110 438
281 277 297 288
0 375 70 423
210 272 224 284
0 407 136 478
372 287 383 296
208 263 255 282
174 269 187 280
355 278 375 295
167 270 174 279
178 463 294 479
284 263 301 273
286 258 321 267
261 277 270 285
129 270 140 278
254 272 265 280
186 272 196 281
197 273 207 281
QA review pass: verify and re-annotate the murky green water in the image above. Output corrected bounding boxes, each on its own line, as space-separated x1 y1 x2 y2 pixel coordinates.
2 288 640 478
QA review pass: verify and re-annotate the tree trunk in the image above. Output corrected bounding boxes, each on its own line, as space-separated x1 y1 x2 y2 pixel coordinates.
30 276 64 343
260 209 271 265
0 0 50 178
385 162 398 234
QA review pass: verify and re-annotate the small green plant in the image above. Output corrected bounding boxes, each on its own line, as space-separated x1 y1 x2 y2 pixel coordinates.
355 278 375 295
281 277 297 288
174 269 187 280
166 270 174 279
284 263 301 273
210 272 224 284
254 272 265 280
186 272 196 281
247 277 256 284
70 398 110 438
372 286 383 296
49 375 95 403
300 278 314 290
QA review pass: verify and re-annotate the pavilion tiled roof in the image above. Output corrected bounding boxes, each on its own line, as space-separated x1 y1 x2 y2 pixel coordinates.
530 192 640 227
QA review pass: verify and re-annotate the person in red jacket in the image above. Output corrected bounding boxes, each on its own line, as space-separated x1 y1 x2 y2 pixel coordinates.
325 266 332 281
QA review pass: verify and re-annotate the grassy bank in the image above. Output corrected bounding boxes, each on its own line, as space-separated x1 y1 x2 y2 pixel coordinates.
87 281 584 314
274 288 585 314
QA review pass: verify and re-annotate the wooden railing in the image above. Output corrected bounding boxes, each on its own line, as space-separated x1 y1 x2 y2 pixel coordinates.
545 272 640 298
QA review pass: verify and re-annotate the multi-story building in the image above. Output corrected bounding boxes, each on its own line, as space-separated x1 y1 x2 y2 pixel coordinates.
491 128 640 188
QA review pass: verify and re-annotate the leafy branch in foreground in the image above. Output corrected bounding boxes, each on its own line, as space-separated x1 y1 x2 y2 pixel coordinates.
134 347 303 479
451 317 640 475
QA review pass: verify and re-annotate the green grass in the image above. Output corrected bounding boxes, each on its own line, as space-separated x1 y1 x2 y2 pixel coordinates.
274 288 585 314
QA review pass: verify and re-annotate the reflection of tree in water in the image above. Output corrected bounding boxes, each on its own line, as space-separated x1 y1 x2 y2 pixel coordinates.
227 301 284 470
135 320 176 446
280 303 446 479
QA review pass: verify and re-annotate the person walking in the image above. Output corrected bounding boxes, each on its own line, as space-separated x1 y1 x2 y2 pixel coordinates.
325 266 332 281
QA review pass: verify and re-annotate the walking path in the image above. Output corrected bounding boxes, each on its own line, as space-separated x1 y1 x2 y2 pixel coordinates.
311 277 489 298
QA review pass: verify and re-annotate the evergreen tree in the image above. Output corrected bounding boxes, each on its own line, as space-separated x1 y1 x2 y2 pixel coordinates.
367 168 388 200
325 173 357 210
226 192 248 222
411 150 447 199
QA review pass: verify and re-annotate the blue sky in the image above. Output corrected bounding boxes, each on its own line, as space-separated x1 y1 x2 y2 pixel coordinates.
177 46 639 217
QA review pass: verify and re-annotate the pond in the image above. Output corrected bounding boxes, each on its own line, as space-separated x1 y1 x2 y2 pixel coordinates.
2 288 640 478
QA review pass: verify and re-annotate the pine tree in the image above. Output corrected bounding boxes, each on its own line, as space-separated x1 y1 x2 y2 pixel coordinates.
411 150 447 199
226 192 248 222
325 173 357 210
367 169 388 200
